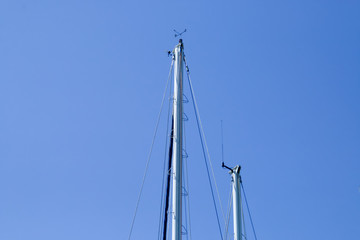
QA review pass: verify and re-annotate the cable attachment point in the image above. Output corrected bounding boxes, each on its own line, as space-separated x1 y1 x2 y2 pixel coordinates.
182 149 189 158
183 113 189 121
181 225 188 235
182 94 189 103
181 187 189 196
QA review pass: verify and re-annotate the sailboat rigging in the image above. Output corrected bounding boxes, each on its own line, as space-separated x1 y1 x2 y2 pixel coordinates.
128 39 258 240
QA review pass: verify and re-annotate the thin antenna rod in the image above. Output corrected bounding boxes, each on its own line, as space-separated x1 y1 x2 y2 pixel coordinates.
221 120 224 164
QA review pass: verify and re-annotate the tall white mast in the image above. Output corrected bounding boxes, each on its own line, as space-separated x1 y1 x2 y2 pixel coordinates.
171 39 184 240
231 166 242 240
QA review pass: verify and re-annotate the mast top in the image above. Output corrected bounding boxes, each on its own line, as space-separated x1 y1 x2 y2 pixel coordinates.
178 38 183 48
222 162 241 174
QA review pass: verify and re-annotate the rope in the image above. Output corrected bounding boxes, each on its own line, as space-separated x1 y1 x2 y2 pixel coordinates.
128 59 174 240
184 56 224 240
241 182 258 240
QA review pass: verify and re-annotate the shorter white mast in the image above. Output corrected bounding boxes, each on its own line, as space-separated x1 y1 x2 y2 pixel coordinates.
223 163 242 240
231 166 242 240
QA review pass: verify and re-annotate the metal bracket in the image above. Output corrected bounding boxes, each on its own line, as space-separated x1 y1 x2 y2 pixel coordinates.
222 162 241 174
222 162 233 173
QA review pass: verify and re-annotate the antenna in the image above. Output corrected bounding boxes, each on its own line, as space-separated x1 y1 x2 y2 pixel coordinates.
221 120 234 172
174 29 187 38
221 120 224 165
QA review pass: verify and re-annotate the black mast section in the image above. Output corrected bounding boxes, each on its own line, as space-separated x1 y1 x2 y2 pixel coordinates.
162 117 174 240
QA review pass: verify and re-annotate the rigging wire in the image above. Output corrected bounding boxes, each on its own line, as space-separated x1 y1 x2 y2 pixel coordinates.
240 182 247 240
183 187 189 240
128 59 174 240
242 206 248 240
183 117 193 240
184 159 193 240
166 186 172 240
224 180 233 240
183 120 189 240
183 57 226 225
157 60 174 240
183 55 224 240
241 182 258 240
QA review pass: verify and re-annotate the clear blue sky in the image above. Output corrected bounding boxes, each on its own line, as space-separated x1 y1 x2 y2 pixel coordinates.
0 0 359 239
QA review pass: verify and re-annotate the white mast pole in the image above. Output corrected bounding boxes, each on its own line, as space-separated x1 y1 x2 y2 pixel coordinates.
231 166 242 240
171 39 184 240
